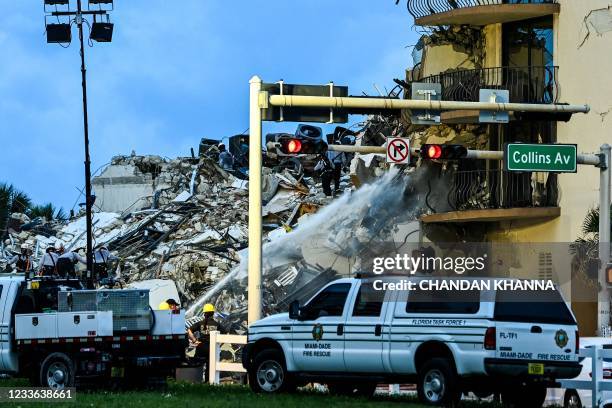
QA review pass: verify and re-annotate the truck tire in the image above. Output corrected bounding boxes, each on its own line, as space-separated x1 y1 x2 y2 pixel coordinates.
564 390 582 408
327 382 376 397
417 358 460 406
502 384 547 408
248 349 295 394
39 353 76 390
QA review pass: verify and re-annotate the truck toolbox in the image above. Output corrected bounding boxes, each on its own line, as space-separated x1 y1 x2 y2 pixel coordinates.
16 311 114 340
15 313 58 339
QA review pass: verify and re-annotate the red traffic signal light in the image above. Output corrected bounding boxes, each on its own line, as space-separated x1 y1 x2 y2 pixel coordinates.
420 144 468 160
277 137 326 155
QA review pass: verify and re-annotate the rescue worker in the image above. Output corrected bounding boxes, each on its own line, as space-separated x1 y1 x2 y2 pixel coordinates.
39 245 59 277
218 143 234 171
8 243 33 278
326 149 347 195
158 298 180 311
56 248 86 278
186 303 224 380
314 152 335 197
93 245 118 281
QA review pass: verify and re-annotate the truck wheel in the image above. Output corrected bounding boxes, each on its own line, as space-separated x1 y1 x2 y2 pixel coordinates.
248 349 295 394
564 390 582 408
417 358 460 406
502 384 547 408
39 353 75 390
327 382 376 397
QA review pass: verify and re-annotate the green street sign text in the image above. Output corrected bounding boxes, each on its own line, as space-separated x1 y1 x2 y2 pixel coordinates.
505 143 577 173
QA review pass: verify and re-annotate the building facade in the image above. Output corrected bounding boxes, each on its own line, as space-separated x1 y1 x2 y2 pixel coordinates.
402 0 612 335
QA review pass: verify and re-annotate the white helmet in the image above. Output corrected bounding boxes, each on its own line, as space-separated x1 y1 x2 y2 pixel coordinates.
54 241 64 251
20 243 30 250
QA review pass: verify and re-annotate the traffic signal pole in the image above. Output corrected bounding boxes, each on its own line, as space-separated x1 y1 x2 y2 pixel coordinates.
247 77 591 325
599 144 611 335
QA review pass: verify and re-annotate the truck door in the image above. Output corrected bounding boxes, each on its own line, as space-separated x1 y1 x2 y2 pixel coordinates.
343 281 386 373
291 282 353 372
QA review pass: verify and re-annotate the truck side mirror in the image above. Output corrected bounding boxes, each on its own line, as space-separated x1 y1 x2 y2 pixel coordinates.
289 300 300 320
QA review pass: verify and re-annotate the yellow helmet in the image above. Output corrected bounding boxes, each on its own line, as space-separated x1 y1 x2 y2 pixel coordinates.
203 303 215 313
158 301 170 310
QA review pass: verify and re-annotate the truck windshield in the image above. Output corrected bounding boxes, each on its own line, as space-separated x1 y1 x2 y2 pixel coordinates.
494 288 576 325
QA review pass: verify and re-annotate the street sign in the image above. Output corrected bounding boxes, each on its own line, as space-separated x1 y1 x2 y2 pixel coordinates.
505 143 578 173
386 137 411 164
410 83 441 125
479 89 509 124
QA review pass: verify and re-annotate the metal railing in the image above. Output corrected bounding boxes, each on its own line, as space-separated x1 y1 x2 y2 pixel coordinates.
405 0 558 20
418 66 558 104
448 169 558 211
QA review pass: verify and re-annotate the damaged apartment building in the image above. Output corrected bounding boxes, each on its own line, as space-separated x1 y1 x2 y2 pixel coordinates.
394 0 612 335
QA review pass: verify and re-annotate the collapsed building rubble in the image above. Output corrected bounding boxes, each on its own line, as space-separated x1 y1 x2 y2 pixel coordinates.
1 154 351 311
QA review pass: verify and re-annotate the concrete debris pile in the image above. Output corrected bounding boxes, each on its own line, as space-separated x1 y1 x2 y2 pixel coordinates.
1 155 343 311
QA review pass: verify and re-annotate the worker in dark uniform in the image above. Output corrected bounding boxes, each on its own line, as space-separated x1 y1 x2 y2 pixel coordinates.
8 244 33 278
186 303 225 381
314 152 335 197
57 249 86 278
93 245 118 281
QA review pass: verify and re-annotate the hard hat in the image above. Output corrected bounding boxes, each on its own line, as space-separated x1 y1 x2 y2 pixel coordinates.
158 301 170 310
54 241 64 251
203 303 215 313
20 243 30 250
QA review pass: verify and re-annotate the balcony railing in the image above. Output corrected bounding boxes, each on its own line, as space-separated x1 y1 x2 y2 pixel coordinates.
447 169 558 211
416 66 558 104
405 0 558 21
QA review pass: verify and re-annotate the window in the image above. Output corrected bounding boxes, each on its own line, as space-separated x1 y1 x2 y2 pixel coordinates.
352 283 384 317
302 283 351 319
494 288 576 325
406 288 480 314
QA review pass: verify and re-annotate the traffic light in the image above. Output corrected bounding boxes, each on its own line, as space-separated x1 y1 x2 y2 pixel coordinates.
420 144 468 160
277 137 326 155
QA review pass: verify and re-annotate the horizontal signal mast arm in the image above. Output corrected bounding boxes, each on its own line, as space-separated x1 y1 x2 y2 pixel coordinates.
267 94 590 114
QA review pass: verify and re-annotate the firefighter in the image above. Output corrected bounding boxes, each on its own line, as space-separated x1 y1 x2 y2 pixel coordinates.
93 245 118 280
314 152 335 197
158 299 179 311
8 244 33 277
57 249 86 279
187 303 224 380
38 246 59 277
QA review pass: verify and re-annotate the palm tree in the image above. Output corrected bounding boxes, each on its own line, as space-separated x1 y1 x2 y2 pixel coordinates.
28 203 68 221
570 205 612 278
0 183 33 239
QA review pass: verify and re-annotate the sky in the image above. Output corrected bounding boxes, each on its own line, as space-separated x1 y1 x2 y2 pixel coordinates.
0 1 419 212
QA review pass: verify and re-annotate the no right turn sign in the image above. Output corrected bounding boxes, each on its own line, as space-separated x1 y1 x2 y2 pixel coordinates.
386 137 411 164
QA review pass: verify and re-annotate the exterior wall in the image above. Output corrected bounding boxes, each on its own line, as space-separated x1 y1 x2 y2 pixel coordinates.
421 44 476 77
483 23 502 69
92 164 169 213
554 0 612 242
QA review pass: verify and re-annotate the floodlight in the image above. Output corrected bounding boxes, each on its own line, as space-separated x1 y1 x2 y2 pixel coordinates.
46 23 72 43
90 22 113 42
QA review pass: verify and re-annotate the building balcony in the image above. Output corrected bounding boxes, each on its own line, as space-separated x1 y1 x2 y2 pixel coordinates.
406 0 560 26
413 65 558 122
421 169 561 223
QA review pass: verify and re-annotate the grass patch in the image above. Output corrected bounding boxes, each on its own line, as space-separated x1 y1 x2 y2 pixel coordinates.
0 379 506 407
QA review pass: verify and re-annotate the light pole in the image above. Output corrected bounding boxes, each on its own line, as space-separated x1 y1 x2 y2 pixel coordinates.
44 0 114 288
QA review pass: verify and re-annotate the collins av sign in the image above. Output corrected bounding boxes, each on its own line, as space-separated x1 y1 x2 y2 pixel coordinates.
504 143 577 173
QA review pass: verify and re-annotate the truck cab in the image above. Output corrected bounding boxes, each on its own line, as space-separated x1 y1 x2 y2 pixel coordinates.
244 277 581 407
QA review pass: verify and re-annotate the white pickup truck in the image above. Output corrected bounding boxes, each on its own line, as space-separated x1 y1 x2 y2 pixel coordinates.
0 275 186 389
243 277 581 407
